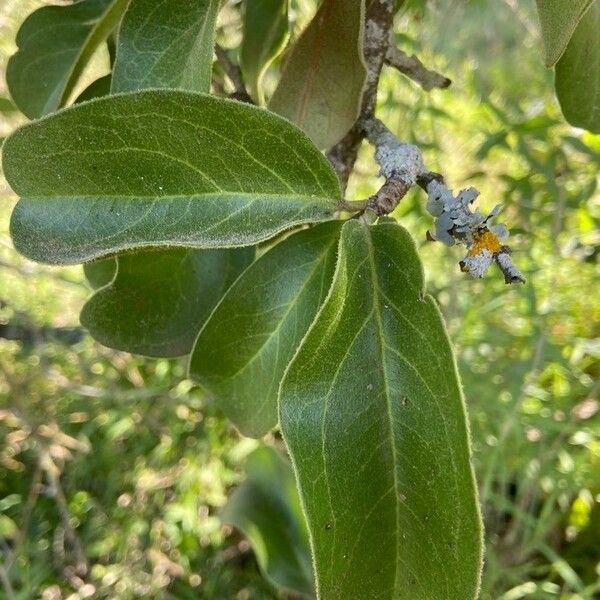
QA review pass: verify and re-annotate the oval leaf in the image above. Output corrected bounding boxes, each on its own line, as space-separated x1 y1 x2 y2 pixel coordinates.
112 0 220 93
269 0 367 149
241 0 289 103
2 90 341 265
535 0 594 66
81 247 253 357
221 446 314 598
555 0 600 133
189 222 341 437
6 0 129 119
279 220 483 599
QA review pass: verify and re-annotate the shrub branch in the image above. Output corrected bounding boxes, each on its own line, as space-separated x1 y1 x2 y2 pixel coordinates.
384 44 451 90
347 116 525 284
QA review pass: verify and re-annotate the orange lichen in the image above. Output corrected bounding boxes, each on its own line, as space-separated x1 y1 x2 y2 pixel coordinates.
467 229 502 257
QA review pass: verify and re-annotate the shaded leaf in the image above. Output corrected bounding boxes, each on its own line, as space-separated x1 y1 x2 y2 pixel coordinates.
83 258 117 290
221 446 314 598
269 0 367 148
534 0 594 66
3 90 341 265
75 74 113 104
555 1 600 133
81 247 253 357
280 219 483 599
241 0 289 103
6 0 129 119
112 0 220 93
189 222 340 437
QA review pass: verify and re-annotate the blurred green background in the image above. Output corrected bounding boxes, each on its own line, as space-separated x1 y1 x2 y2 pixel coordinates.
1 1 599 599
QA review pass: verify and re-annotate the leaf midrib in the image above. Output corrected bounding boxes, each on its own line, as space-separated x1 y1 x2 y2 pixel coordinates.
18 192 340 203
364 226 402 598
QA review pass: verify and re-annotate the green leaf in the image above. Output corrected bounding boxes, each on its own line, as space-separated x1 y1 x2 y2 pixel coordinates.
6 0 129 119
555 1 600 133
269 0 367 149
77 75 116 292
221 446 314 598
81 247 253 357
241 0 289 103
75 74 113 104
279 220 483 599
0 515 18 539
189 222 340 437
535 0 594 66
2 90 341 266
112 0 220 93
83 258 117 290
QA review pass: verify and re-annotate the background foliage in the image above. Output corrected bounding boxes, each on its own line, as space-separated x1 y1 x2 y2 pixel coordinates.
0 0 599 599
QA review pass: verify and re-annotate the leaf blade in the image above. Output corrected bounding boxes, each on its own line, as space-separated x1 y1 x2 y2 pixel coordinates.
555 0 600 133
189 222 341 437
221 446 314 598
81 247 253 357
112 0 220 93
269 0 367 149
241 0 289 103
2 90 341 265
279 219 483 599
6 0 129 118
535 0 594 66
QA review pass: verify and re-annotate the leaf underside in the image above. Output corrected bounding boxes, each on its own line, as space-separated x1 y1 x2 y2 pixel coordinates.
221 446 314 598
269 0 367 149
2 90 341 265
240 0 290 103
112 0 220 93
189 222 341 437
534 0 594 66
279 220 483 600
555 0 600 133
82 246 254 358
6 0 128 118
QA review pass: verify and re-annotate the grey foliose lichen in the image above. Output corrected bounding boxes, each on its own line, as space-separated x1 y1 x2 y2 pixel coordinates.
425 179 524 283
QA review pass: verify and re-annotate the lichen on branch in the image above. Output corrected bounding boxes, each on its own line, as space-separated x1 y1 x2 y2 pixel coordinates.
348 116 525 284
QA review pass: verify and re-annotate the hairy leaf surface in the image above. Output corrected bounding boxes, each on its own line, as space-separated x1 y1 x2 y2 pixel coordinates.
269 0 366 149
6 0 128 118
81 247 253 357
190 222 340 437
221 446 314 598
555 0 600 133
3 90 341 265
535 0 594 66
112 0 220 93
241 0 289 103
280 220 483 599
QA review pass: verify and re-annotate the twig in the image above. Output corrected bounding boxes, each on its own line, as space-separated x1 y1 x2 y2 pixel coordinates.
214 44 254 104
4 464 42 571
0 562 16 600
345 115 525 283
43 457 89 576
327 0 400 190
385 45 451 91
